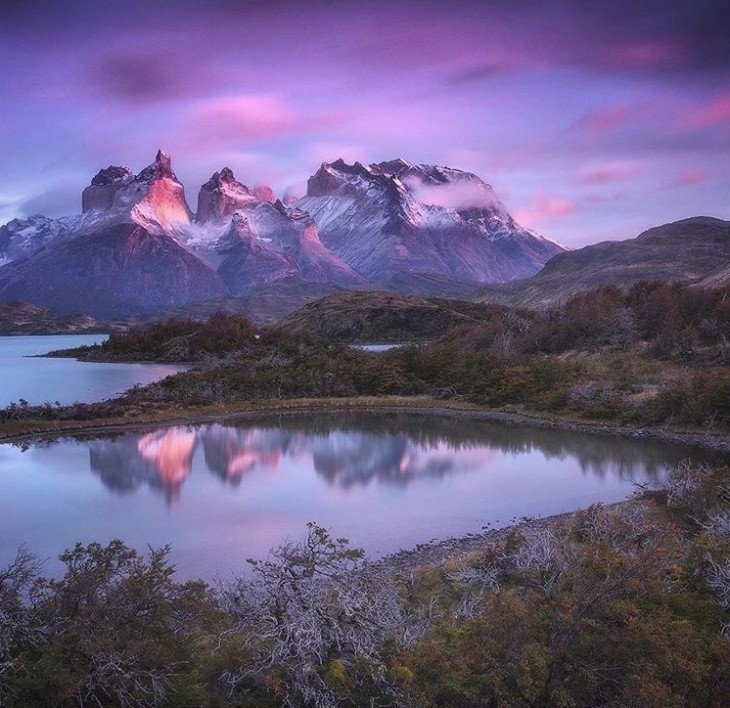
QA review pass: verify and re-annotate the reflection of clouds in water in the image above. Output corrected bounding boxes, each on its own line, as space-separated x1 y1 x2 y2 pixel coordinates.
86 415 710 504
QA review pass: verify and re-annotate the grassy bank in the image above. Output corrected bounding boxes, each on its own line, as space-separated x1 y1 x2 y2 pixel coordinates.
0 395 728 454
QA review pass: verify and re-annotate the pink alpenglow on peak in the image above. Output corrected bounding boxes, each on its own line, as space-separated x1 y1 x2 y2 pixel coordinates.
130 150 193 233
196 167 257 223
80 149 192 235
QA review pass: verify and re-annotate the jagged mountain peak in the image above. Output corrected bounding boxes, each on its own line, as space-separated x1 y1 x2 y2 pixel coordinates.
197 167 257 223
201 167 241 191
90 165 133 187
135 149 176 183
80 149 191 226
372 157 416 175
307 157 499 211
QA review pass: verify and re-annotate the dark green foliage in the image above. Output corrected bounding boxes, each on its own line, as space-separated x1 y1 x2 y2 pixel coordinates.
51 311 257 363
3 282 728 430
403 463 730 707
2 541 217 707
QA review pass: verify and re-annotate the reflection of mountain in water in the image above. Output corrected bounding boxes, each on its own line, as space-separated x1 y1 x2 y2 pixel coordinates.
286 413 700 484
87 414 716 502
89 427 197 505
310 432 486 488
201 425 299 485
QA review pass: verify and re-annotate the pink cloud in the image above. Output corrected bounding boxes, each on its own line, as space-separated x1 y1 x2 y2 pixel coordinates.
680 91 730 132
672 168 711 187
607 39 687 70
575 104 632 136
514 191 575 227
186 94 299 145
580 161 640 185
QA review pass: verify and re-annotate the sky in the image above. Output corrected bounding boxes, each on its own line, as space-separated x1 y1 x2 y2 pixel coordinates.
0 0 728 248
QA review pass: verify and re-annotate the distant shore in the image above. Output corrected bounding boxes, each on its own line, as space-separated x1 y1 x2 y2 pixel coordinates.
0 395 727 455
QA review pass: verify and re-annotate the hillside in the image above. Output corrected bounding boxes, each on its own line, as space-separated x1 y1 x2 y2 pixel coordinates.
276 290 517 343
477 216 730 309
0 301 105 335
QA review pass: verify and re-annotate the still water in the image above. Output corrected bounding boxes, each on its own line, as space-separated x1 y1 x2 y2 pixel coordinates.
0 335 186 406
0 413 713 580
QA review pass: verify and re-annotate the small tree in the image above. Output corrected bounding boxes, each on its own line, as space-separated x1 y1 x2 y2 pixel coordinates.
10 540 210 707
221 523 408 707
0 548 44 704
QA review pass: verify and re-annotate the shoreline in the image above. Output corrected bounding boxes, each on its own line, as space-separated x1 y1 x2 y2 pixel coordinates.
0 395 727 454
369 503 628 577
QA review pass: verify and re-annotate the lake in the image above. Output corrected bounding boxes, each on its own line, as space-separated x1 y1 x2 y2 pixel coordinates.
0 335 186 407
0 412 715 580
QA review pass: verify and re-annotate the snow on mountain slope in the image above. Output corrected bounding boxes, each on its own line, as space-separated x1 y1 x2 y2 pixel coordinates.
296 158 565 283
191 167 362 292
0 150 194 267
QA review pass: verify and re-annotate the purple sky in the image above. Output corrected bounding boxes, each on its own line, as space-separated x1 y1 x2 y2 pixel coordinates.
0 0 728 248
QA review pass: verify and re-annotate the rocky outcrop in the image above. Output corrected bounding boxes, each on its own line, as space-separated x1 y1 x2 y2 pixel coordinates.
82 166 133 213
215 200 362 294
79 150 192 234
196 167 256 223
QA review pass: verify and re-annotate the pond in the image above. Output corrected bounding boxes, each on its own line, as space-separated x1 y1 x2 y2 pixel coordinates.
0 335 187 407
0 413 715 580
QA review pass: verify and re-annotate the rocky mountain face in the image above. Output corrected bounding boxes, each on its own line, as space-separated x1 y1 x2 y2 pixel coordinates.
476 216 730 309
296 158 564 285
192 167 362 294
0 223 226 318
0 152 563 318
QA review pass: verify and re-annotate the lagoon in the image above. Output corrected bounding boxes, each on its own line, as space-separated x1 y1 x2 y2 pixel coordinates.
0 413 714 580
0 334 186 407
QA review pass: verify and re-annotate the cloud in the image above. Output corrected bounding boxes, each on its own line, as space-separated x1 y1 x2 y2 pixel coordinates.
672 168 711 187
447 64 506 85
89 53 217 105
605 39 689 71
513 191 575 227
680 91 730 131
402 176 497 210
580 161 640 185
0 193 25 225
19 180 82 219
574 105 632 136
184 94 300 147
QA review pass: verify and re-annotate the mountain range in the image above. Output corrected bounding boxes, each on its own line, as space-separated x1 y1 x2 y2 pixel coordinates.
0 151 563 318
